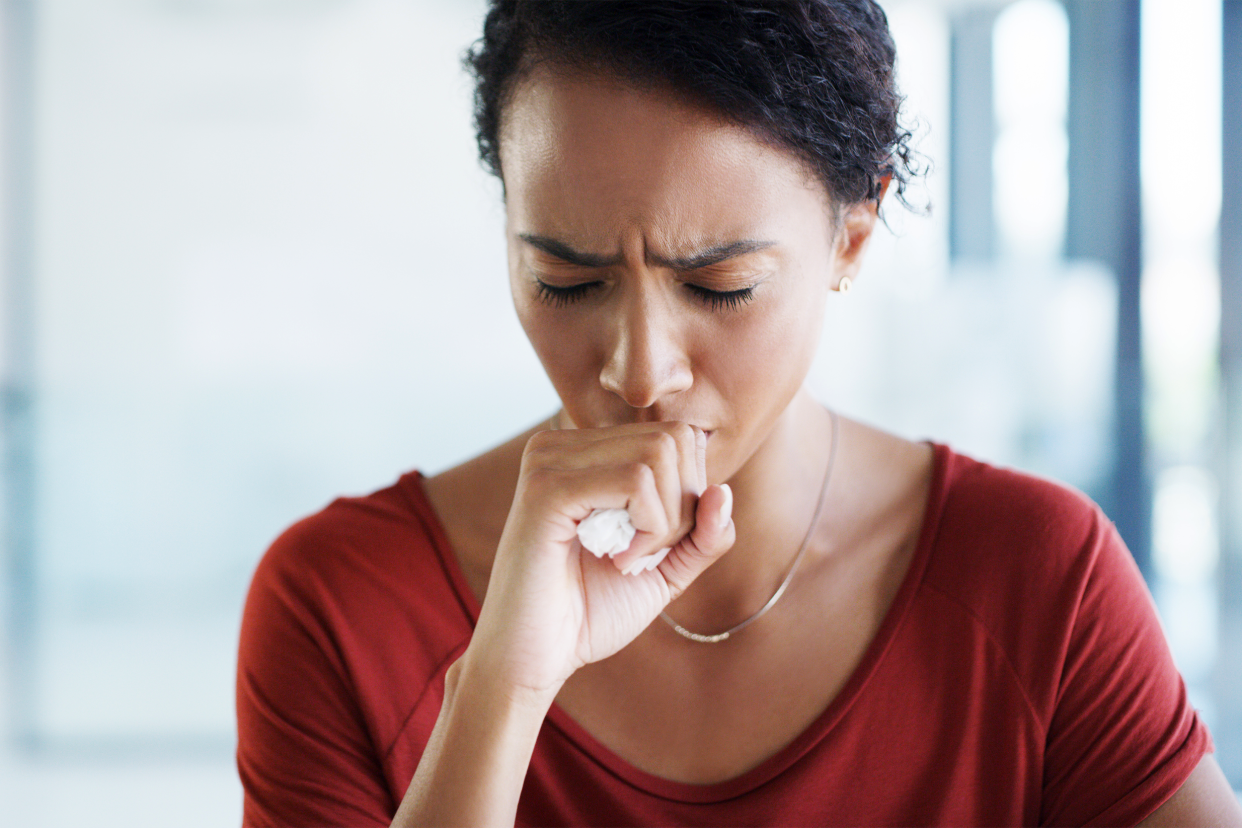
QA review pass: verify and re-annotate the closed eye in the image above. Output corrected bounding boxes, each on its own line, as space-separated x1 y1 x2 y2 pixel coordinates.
534 279 756 311
534 280 601 307
686 284 755 311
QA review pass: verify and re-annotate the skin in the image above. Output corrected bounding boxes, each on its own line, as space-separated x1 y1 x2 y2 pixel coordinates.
393 66 1242 827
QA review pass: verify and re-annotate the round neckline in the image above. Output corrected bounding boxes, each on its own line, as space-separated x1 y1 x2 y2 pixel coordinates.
406 442 952 803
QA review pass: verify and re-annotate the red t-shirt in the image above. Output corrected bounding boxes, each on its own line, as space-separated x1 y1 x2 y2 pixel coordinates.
236 445 1212 826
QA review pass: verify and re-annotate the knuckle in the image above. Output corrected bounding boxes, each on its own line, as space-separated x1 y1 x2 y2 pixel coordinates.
521 465 558 495
524 429 556 452
623 461 654 490
669 422 696 446
649 431 679 460
520 444 553 472
639 439 674 472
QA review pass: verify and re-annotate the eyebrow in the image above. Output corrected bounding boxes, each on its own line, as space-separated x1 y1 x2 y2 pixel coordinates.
518 234 775 271
519 234 621 268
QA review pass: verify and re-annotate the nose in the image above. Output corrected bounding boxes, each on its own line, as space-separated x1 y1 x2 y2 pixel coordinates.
598 290 693 409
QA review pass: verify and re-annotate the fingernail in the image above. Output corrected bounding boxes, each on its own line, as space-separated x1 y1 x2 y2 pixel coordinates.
719 484 733 526
645 547 672 571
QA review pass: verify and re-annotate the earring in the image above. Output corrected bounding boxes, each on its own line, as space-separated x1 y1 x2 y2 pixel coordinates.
837 276 852 294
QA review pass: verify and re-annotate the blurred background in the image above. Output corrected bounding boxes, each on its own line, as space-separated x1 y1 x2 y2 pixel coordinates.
0 0 1238 823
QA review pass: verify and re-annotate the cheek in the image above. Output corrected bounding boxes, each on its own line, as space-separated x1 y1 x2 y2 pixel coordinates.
514 299 599 389
706 285 825 401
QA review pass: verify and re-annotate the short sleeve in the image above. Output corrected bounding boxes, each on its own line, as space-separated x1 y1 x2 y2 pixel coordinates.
236 531 395 828
1039 509 1213 827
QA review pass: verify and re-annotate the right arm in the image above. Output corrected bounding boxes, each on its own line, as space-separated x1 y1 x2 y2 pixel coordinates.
391 650 556 827
391 422 735 827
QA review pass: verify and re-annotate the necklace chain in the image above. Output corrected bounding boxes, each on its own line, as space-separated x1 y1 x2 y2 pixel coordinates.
658 409 840 643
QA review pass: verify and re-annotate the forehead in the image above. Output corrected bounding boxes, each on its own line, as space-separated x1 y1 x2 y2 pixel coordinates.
498 66 833 246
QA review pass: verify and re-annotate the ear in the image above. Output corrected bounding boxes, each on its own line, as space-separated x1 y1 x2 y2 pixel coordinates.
830 175 891 290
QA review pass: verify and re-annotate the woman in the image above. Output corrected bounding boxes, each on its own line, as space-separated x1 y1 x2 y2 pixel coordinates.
236 2 1241 825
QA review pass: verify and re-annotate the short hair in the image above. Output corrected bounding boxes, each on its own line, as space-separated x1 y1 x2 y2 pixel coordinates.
464 0 920 210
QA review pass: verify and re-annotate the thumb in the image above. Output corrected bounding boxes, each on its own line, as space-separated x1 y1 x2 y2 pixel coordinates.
659 483 735 600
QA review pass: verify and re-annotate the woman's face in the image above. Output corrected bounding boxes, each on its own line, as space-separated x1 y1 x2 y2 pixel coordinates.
500 67 877 483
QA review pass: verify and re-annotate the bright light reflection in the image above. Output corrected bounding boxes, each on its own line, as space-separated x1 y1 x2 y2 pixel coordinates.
1141 0 1222 255
992 0 1068 126
1141 256 1221 455
1153 465 1220 584
992 0 1068 262
1151 465 1219 699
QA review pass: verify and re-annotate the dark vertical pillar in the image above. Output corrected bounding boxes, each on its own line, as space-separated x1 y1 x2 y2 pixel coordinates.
949 8 996 262
1216 0 1242 790
1 0 37 750
1063 0 1149 576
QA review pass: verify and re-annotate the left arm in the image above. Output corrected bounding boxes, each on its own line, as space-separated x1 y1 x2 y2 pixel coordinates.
1138 755 1242 827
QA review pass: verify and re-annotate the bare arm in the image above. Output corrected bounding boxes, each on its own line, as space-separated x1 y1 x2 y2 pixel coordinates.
391 652 556 828
389 423 734 826
1138 754 1242 827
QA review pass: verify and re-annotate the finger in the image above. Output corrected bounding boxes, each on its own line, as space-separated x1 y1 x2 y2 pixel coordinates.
661 422 703 498
656 483 735 599
527 428 697 566
534 420 696 446
545 432 684 561
612 425 704 569
521 463 670 549
527 422 703 501
695 426 707 493
664 424 705 569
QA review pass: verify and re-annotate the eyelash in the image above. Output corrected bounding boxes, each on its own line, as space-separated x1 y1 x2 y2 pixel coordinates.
686 283 755 311
534 280 755 311
534 280 599 308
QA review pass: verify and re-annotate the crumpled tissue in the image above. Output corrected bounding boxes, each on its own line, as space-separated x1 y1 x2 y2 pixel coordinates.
577 508 671 575
577 508 635 557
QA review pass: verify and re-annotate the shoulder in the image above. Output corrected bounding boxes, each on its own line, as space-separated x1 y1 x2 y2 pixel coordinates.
935 448 1103 553
882 447 1208 825
917 448 1143 712
256 475 465 616
235 427 535 825
916 450 1213 825
242 473 475 699
923 447 1112 608
237 474 476 826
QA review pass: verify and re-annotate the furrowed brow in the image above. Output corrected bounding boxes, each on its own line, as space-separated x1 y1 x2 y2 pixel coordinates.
649 240 776 271
518 234 622 268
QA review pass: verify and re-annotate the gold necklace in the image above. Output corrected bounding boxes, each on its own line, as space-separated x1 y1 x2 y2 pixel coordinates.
658 409 840 643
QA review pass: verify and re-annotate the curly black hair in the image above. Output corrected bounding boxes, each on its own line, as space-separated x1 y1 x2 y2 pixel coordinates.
464 0 920 211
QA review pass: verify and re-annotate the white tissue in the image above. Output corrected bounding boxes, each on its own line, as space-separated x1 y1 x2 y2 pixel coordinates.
577 508 636 557
621 545 671 576
578 509 671 575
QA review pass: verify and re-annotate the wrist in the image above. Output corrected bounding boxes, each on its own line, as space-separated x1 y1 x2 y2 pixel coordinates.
394 647 559 826
450 645 563 718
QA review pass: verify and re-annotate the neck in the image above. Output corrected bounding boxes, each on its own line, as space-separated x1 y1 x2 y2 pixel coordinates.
664 390 837 635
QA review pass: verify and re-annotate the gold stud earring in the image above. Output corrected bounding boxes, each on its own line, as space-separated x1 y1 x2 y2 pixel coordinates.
837 276 852 294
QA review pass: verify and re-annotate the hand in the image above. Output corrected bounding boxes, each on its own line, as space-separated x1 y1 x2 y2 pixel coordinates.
463 422 736 701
